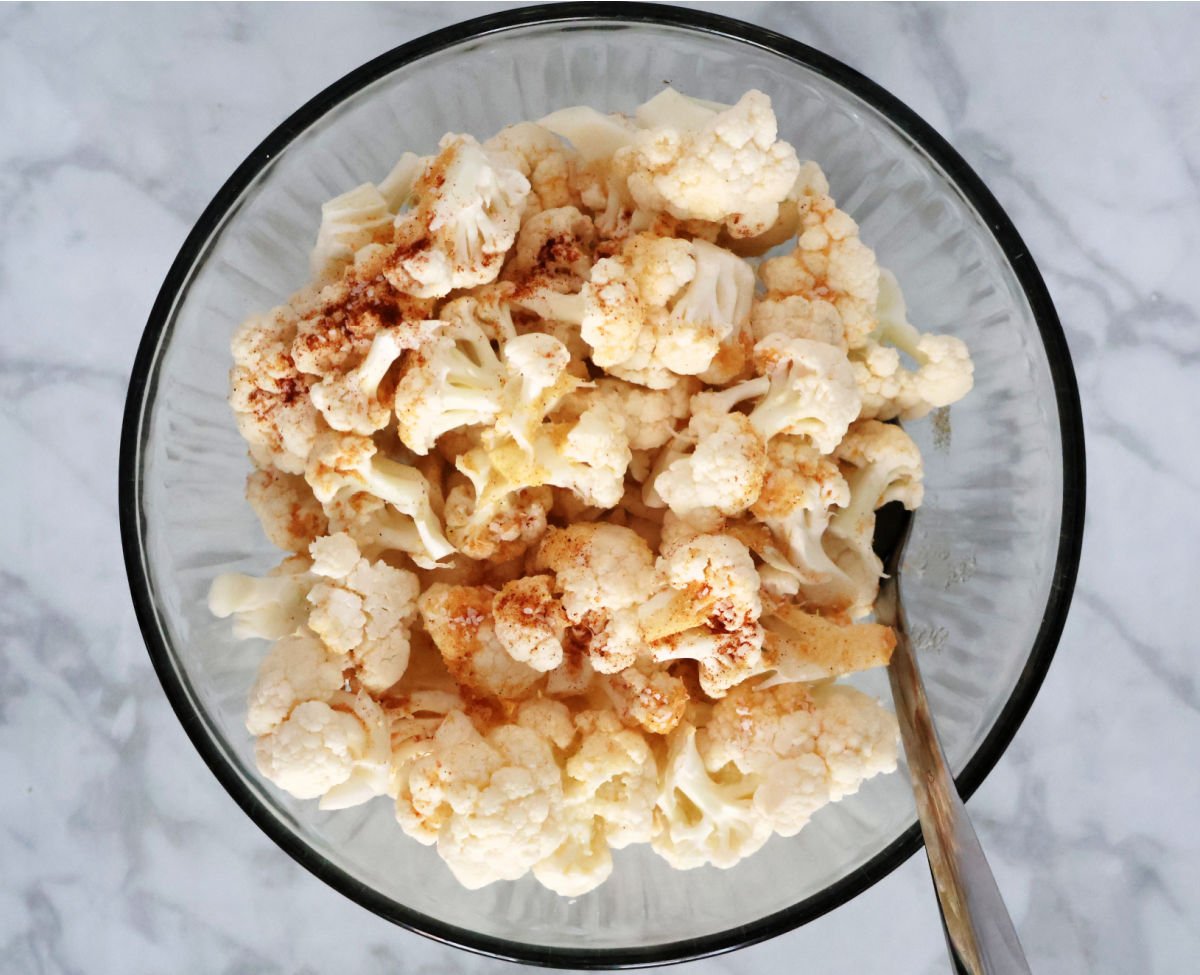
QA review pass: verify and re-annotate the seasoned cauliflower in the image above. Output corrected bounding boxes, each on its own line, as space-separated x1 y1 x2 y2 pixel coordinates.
759 161 880 348
619 89 801 238
245 467 328 553
492 574 570 671
640 534 765 697
535 524 658 674
386 135 531 298
229 305 322 475
418 583 543 701
305 431 455 568
649 388 767 529
215 87 971 899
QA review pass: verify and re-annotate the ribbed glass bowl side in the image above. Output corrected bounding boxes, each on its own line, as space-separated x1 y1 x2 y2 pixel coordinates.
125 12 1074 963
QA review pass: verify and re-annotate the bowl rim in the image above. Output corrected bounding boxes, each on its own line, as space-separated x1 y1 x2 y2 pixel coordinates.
119 2 1086 968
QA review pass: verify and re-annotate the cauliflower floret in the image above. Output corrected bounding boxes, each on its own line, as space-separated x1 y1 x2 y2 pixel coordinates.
398 710 566 888
309 182 394 283
256 691 392 809
534 524 659 674
565 709 659 848
532 809 613 898
245 467 328 552
418 584 543 701
614 88 801 240
619 89 800 239
759 161 880 348
228 305 322 475
502 205 594 291
639 534 765 697
305 533 421 693
598 662 689 735
563 377 695 452
309 327 407 435
699 681 898 829
243 631 348 737
492 575 569 672
744 335 861 452
751 295 847 350
376 151 427 212
757 604 896 686
444 446 553 562
652 723 772 870
484 122 580 218
648 389 767 529
392 318 505 455
851 269 975 420
829 418 924 555
305 431 455 568
487 401 632 509
494 332 585 454
208 556 312 641
750 437 850 584
385 134 531 298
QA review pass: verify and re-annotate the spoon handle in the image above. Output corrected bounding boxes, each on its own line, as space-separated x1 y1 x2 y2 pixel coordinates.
882 589 1032 975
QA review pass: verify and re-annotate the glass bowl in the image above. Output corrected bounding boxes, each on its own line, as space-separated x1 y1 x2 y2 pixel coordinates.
119 3 1085 968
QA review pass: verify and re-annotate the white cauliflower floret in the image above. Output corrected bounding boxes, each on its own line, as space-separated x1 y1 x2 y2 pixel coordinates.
851 268 975 420
398 710 566 889
309 183 394 283
564 377 694 451
255 691 392 810
743 335 861 452
418 584 543 701
305 431 455 568
495 332 584 454
208 556 312 641
484 122 580 218
619 89 800 238
309 327 406 435
392 318 505 455
535 524 659 675
699 682 898 832
565 709 659 849
757 604 896 686
828 417 924 562
245 467 328 553
648 388 767 529
487 402 632 509
502 205 594 291
599 662 689 735
444 446 553 562
492 575 570 672
385 134 531 298
750 437 850 584
376 151 426 212
532 706 660 897
243 631 347 737
305 533 421 693
652 723 772 870
639 534 765 697
759 161 880 348
228 305 322 475
751 295 847 350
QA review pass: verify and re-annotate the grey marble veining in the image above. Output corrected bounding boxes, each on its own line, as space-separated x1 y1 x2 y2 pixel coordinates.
2 4 1197 973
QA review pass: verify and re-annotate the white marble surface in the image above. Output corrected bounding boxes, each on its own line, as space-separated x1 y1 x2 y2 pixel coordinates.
3 3 1197 972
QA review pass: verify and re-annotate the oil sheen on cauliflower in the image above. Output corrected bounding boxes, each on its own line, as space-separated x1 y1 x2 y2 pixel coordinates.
211 85 974 900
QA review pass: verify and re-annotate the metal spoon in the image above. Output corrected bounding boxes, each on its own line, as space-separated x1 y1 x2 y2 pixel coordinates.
872 502 1032 974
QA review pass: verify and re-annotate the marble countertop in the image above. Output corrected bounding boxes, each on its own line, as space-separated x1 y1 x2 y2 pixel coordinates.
3 3 1197 973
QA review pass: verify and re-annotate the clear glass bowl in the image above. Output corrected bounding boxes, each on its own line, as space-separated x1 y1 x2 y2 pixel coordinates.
120 4 1085 968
